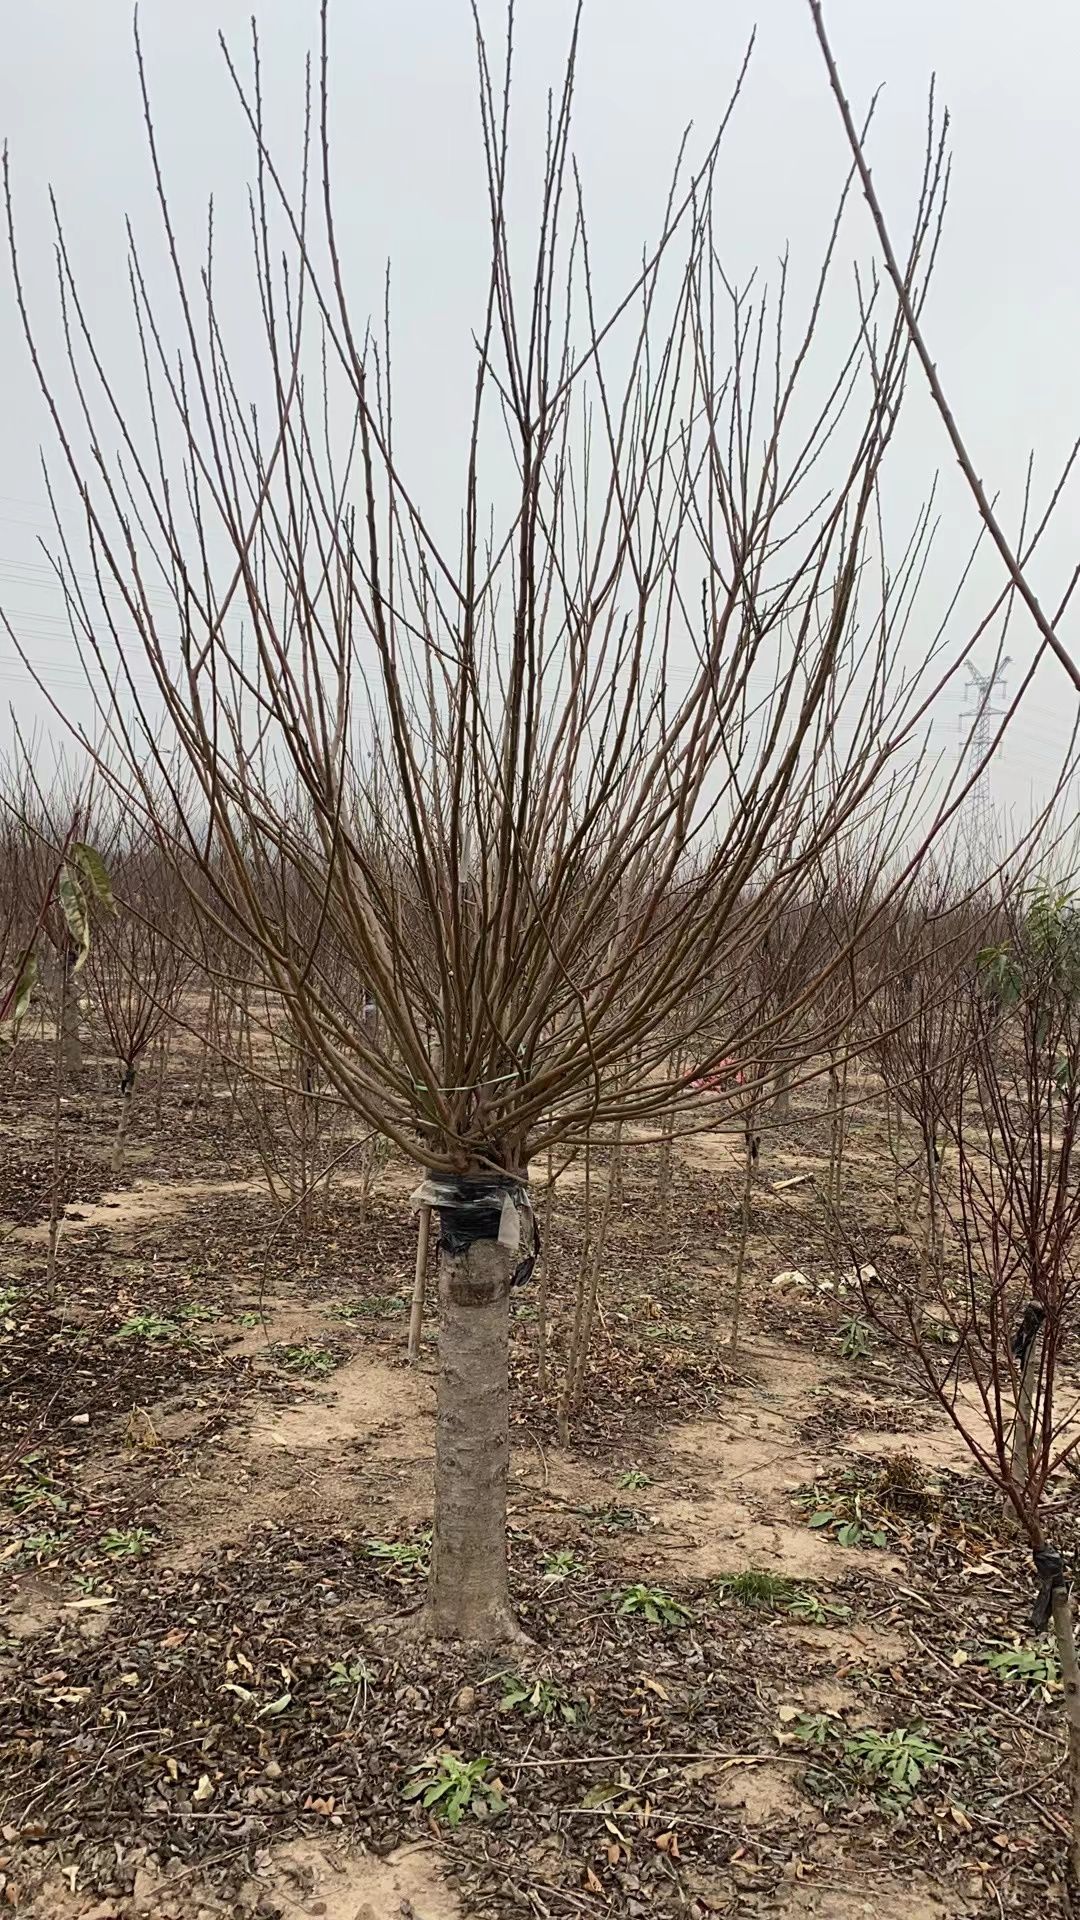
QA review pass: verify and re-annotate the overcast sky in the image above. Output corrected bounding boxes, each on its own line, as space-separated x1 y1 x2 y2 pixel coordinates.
1 0 1079 832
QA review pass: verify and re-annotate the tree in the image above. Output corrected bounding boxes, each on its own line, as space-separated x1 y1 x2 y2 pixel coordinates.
86 822 194 1170
848 882 1080 1905
6 2 1002 1639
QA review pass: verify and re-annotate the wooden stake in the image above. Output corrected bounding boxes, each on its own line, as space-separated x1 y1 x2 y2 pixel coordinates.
408 1204 432 1362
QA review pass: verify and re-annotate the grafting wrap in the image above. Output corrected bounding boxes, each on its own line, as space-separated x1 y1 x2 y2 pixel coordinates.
1032 1544 1068 1634
410 1171 539 1288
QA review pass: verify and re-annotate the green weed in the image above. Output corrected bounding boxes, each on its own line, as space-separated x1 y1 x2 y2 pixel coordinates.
332 1295 406 1320
13 1531 68 1565
274 1344 337 1376
99 1526 156 1558
365 1532 431 1577
784 1590 852 1625
838 1317 873 1361
844 1726 945 1798
540 1548 585 1583
326 1657 373 1691
402 1752 506 1826
982 1642 1059 1694
116 1312 180 1343
716 1569 798 1609
10 1458 68 1516
804 1487 889 1550
791 1713 945 1802
615 1583 694 1627
495 1673 579 1724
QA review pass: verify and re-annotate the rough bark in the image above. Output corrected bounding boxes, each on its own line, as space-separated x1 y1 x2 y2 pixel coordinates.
426 1234 517 1641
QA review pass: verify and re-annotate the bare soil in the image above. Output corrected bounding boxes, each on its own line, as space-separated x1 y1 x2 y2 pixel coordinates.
0 1038 1073 1917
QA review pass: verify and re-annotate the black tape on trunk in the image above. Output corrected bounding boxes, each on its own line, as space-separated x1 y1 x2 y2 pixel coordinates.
412 1170 539 1286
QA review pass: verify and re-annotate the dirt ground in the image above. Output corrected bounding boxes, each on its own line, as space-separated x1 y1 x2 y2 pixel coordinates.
1 1037 1075 1917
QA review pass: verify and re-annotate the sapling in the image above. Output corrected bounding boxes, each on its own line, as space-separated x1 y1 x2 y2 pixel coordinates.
86 826 192 1169
854 884 1080 1904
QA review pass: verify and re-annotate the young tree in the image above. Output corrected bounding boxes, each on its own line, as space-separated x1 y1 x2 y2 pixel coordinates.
850 883 1080 1903
7 3 1002 1638
86 825 194 1169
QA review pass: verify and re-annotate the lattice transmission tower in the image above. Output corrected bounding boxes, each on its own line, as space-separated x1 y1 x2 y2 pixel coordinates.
958 658 1009 861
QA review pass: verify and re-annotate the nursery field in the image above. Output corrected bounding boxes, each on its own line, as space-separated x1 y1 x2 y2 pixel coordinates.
0 1035 1072 1920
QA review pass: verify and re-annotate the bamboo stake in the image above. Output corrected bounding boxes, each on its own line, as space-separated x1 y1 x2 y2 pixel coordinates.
408 1203 432 1362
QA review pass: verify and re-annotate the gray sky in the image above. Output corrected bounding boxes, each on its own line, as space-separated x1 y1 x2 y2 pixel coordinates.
1 0 1079 829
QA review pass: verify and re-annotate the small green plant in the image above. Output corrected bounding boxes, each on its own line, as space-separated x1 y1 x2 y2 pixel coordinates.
716 1569 797 1609
495 1673 578 1724
615 1583 694 1627
238 1311 262 1329
401 1752 506 1826
843 1726 945 1799
326 1656 372 1691
982 1642 1059 1693
838 1317 873 1361
805 1489 889 1550
10 1458 67 1516
99 1526 156 1558
176 1302 218 1323
14 1531 68 1565
0 1285 21 1316
274 1343 337 1376
71 1572 109 1596
539 1548 585 1583
116 1312 180 1343
618 1467 651 1491
332 1294 406 1320
717 1573 852 1624
586 1503 650 1533
785 1590 852 1625
366 1532 431 1576
791 1710 841 1749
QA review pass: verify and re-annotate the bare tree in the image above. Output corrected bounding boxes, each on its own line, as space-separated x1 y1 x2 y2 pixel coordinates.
87 824 194 1169
6 3 1005 1639
848 882 1080 1902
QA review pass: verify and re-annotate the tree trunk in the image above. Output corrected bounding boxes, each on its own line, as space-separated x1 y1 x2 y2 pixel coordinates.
826 1050 847 1281
729 1119 755 1357
1010 1328 1042 1490
427 1235 516 1641
1051 1585 1080 1910
60 952 82 1075
113 1070 135 1174
46 971 66 1297
154 1031 169 1127
538 1141 555 1394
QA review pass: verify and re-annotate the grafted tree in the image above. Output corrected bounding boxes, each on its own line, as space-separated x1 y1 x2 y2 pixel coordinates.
7 3 1000 1638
